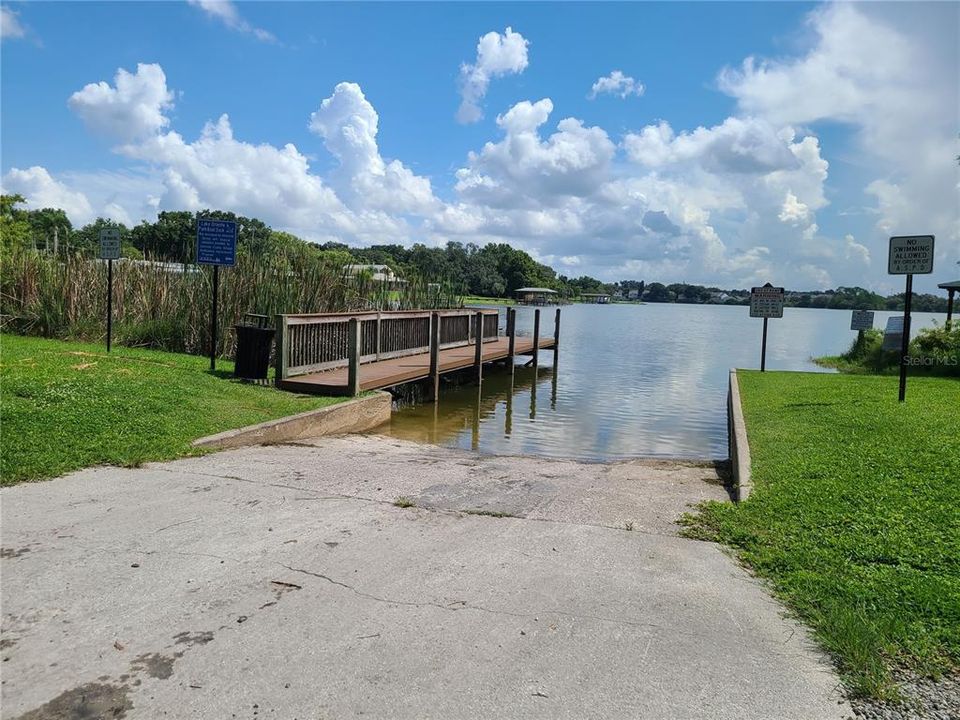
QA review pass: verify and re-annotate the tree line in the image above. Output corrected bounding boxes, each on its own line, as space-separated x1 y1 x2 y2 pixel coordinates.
0 195 949 312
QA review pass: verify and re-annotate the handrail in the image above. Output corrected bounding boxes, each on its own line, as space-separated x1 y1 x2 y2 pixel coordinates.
276 308 500 381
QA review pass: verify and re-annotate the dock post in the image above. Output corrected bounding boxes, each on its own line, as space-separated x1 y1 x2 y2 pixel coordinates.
474 310 483 385
429 312 440 400
507 308 516 370
274 314 287 388
532 308 540 370
347 317 361 396
554 308 561 352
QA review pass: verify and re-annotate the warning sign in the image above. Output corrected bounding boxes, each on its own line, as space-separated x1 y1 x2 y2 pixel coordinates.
888 235 934 275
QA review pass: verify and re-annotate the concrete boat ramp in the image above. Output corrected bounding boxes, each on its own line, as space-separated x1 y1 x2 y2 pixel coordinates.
1 435 851 719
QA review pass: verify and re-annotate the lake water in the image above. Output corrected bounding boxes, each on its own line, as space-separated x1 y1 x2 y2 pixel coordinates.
380 304 946 461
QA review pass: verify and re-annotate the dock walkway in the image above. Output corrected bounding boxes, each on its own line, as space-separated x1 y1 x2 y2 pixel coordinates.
275 307 558 396
282 335 554 395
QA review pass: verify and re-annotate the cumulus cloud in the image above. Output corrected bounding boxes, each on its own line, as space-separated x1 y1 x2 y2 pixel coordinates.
57 64 432 244
308 82 438 214
187 0 275 42
588 71 644 99
1 5 25 39
456 27 529 124
719 2 959 280
68 63 175 142
1 166 94 225
844 234 871 266
454 98 615 208
624 117 798 174
10 2 955 293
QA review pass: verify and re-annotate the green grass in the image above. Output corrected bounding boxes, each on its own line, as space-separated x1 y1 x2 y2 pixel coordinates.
461 295 515 306
0 334 345 484
687 371 960 699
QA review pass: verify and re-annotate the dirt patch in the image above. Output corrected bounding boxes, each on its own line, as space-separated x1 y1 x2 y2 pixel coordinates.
1 547 32 559
173 631 214 648
129 653 175 680
12 682 132 720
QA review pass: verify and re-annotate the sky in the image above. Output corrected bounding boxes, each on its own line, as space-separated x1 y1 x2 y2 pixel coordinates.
1 1 958 294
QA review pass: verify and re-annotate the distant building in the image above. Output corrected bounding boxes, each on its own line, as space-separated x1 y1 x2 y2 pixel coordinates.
580 293 611 304
627 289 639 300
515 287 558 306
343 264 400 283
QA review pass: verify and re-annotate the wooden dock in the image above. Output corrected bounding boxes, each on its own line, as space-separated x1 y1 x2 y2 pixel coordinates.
282 335 554 395
275 307 558 396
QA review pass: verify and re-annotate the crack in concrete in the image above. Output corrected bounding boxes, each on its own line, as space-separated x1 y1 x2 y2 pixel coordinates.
279 563 683 634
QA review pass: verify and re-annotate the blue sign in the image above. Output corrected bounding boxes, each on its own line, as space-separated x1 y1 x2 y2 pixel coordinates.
197 219 237 266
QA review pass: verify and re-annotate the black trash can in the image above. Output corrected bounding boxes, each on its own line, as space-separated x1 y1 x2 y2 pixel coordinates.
234 314 274 380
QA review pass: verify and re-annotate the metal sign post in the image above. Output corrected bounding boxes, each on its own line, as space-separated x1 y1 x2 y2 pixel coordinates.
750 283 784 372
99 228 121 352
197 218 238 371
887 235 935 402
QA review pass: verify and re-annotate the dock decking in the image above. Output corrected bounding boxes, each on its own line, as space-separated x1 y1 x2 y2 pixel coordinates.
274 307 559 396
281 335 555 395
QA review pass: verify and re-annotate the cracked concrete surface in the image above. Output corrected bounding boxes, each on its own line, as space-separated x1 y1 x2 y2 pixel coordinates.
1 435 851 719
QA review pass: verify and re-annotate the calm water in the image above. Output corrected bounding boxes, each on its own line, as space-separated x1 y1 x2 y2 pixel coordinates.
380 304 945 460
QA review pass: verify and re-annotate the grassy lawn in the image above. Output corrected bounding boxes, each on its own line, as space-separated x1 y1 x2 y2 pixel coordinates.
461 295 515 306
687 371 959 699
1 334 345 485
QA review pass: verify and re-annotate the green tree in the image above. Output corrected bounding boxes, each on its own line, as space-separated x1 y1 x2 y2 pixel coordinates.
0 194 32 251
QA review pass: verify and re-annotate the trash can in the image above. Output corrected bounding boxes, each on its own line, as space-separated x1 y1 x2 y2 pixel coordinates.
234 313 274 380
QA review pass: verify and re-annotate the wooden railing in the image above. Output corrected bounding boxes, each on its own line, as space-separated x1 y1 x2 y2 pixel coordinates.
276 309 501 382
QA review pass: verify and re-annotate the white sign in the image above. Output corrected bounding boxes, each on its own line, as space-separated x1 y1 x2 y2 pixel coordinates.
881 316 904 351
888 235 934 275
850 310 875 331
99 228 121 260
750 284 785 318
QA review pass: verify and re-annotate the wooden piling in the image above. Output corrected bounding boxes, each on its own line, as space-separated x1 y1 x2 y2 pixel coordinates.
429 312 440 400
474 311 483 385
507 308 516 367
347 317 361 396
532 308 540 369
275 314 288 387
554 308 561 353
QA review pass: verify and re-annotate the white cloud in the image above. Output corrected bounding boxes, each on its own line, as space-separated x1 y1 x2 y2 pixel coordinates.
778 191 810 225
11 2 956 293
187 0 275 42
308 82 438 215
588 71 644 100
1 166 94 225
844 234 871 266
454 99 615 208
624 117 798 174
1 5 25 39
719 2 959 285
456 27 529 124
68 63 174 142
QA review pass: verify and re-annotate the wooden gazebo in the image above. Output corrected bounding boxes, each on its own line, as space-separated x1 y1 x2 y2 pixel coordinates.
938 280 959 329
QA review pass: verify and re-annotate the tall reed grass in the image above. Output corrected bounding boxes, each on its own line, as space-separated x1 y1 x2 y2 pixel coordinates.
1 248 460 357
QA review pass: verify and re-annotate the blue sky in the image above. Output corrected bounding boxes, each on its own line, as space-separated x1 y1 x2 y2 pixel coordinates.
2 1 957 293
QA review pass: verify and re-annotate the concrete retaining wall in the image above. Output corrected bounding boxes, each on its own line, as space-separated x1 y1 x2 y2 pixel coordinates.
727 369 752 502
192 391 392 450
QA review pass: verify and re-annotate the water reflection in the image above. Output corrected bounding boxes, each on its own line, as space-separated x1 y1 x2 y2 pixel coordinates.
387 364 551 447
382 304 947 461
